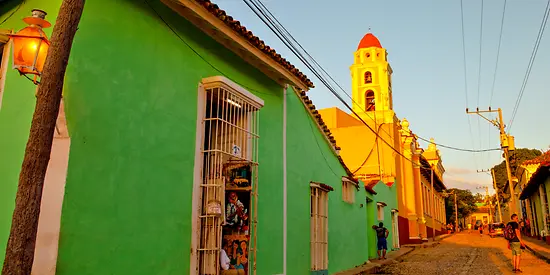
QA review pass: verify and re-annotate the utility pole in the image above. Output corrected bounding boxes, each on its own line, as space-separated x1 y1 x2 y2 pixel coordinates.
491 168 503 223
2 1 85 274
467 107 516 219
476 182 493 224
431 165 436 241
476 168 504 223
454 191 459 233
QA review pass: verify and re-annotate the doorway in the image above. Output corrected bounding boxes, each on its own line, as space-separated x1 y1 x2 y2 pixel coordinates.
391 210 399 249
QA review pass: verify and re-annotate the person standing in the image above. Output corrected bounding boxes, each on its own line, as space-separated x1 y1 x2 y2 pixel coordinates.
479 223 484 236
505 214 526 273
373 222 390 260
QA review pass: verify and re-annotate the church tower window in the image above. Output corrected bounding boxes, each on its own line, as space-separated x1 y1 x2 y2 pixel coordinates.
364 71 372 84
365 90 375 111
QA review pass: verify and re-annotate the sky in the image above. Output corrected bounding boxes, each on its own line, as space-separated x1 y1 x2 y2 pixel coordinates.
213 0 550 194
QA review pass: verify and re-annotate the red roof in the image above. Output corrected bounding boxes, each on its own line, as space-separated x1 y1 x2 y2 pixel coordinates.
523 150 550 166
364 180 379 195
357 33 382 50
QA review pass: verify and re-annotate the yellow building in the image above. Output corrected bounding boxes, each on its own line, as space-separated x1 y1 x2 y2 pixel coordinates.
319 33 447 244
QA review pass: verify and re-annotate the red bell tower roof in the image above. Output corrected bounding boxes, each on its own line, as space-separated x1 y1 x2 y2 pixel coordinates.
357 33 382 50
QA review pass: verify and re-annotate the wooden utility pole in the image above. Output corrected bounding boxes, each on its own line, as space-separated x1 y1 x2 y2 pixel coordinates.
466 107 516 219
2 1 85 274
454 192 458 232
431 166 436 241
491 168 504 223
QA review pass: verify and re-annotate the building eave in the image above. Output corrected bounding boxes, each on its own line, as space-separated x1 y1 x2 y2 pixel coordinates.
163 0 314 90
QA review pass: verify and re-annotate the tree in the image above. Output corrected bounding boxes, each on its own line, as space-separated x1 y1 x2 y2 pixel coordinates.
491 148 542 205
2 1 85 274
474 193 485 203
445 188 478 224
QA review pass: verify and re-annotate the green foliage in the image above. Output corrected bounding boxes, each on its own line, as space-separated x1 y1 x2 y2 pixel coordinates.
491 148 542 204
444 188 478 223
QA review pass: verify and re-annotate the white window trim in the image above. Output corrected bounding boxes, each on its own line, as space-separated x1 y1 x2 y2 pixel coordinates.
377 202 386 221
342 177 357 204
310 184 329 271
0 34 12 110
190 76 264 274
201 76 264 108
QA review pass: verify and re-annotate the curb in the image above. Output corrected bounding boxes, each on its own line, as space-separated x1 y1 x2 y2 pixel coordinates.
524 244 550 264
357 247 416 274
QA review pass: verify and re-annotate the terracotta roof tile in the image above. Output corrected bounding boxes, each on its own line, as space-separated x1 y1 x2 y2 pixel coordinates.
523 151 550 166
364 180 379 194
194 0 314 88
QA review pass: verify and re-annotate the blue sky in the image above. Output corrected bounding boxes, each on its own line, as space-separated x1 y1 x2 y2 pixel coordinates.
213 0 550 194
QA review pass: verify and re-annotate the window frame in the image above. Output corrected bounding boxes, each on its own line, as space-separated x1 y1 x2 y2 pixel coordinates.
377 202 386 221
364 71 372 84
0 30 12 110
310 182 330 271
342 177 357 204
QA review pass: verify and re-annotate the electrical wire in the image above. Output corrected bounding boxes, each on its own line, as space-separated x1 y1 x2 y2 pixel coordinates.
460 0 480 171
508 0 550 133
248 0 498 154
489 0 507 106
143 0 272 97
243 0 457 170
0 0 24 27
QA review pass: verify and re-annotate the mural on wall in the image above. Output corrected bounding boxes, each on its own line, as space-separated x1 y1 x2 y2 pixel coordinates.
222 161 252 274
223 235 249 274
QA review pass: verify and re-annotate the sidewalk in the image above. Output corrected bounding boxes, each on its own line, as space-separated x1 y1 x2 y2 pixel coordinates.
335 234 452 275
333 247 414 275
523 236 550 264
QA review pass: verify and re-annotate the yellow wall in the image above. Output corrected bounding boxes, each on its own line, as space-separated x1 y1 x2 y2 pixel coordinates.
318 35 448 244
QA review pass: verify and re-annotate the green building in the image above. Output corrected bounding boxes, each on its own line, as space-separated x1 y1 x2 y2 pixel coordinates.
0 0 373 274
365 180 399 260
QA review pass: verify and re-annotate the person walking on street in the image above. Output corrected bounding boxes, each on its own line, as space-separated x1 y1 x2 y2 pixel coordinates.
373 222 389 260
505 214 526 273
479 223 483 236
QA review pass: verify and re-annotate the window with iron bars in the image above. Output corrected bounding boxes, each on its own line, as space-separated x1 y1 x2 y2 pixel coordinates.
311 184 329 271
196 77 262 275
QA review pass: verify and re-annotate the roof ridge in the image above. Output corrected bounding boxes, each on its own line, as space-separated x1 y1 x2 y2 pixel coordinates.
194 0 314 88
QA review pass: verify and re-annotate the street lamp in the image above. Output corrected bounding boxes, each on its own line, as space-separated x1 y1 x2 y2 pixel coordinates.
9 9 51 84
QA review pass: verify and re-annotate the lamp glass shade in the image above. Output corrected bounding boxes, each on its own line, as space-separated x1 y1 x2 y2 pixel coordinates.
12 26 49 75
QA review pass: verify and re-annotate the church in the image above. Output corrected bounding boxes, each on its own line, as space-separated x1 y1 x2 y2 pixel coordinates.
319 32 448 246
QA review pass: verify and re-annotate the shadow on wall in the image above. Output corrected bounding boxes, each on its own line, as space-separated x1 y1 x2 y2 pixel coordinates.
116 0 271 88
0 0 24 18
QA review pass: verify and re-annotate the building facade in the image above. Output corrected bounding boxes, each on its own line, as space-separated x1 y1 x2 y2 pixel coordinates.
318 33 447 245
0 1 372 274
518 151 550 243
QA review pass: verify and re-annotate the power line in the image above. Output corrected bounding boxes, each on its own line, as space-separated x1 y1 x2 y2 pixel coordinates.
460 0 480 170
476 0 485 168
249 0 497 154
508 0 550 132
0 0 24 27
244 0 499 170
416 136 499 153
489 0 507 106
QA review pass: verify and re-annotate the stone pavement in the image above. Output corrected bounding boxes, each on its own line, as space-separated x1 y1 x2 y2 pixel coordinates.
333 247 414 275
379 232 550 274
335 234 451 275
523 236 550 264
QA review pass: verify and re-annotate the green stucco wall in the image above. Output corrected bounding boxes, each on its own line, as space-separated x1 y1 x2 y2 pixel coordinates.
366 181 398 259
56 0 287 274
286 88 368 275
0 0 63 266
0 0 370 274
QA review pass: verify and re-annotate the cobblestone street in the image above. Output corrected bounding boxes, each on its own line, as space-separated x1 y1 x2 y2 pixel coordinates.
379 233 550 274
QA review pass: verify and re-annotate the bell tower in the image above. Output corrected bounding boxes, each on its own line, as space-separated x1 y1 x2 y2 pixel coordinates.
350 32 394 124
